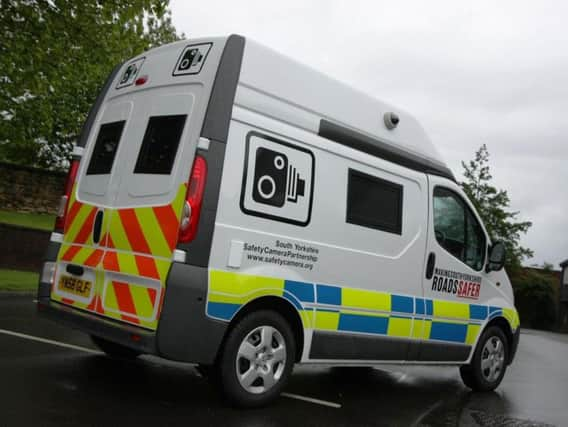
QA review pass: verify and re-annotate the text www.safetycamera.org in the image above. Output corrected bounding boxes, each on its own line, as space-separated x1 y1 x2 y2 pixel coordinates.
244 241 318 271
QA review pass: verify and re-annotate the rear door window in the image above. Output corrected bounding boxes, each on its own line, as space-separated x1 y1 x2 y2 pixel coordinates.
86 121 125 175
134 115 187 175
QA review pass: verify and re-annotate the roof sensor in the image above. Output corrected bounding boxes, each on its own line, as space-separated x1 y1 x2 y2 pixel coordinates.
384 112 399 130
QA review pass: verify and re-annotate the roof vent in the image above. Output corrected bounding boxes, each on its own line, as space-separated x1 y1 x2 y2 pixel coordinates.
384 112 399 130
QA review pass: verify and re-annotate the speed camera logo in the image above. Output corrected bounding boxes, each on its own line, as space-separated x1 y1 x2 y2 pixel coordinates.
116 57 145 89
252 148 306 207
173 43 212 76
241 133 314 226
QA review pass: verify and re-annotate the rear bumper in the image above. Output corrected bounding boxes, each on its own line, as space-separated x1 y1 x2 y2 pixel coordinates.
508 327 520 365
37 292 158 355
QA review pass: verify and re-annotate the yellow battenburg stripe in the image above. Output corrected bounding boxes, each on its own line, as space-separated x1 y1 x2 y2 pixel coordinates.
432 300 470 320
503 308 520 330
465 324 481 345
315 311 340 330
64 204 92 244
388 317 413 338
210 270 284 294
341 288 391 312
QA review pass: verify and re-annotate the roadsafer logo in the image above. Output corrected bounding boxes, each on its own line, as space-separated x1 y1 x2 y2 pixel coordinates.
431 268 481 300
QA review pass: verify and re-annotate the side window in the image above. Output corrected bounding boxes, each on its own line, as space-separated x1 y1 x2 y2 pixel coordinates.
563 268 568 286
86 121 125 175
346 169 403 235
433 187 486 271
134 114 187 175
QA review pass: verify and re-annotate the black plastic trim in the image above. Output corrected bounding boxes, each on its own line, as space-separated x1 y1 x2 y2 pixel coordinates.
156 262 228 363
201 34 245 143
77 64 122 148
318 119 456 181
37 297 157 354
415 340 471 362
310 331 410 360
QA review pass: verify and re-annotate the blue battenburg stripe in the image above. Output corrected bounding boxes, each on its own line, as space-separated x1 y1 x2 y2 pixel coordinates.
425 299 433 316
469 304 488 320
316 284 342 305
489 309 503 320
391 295 414 314
415 298 425 315
489 306 501 314
207 302 240 320
338 313 389 335
430 322 468 343
284 280 315 303
283 294 303 310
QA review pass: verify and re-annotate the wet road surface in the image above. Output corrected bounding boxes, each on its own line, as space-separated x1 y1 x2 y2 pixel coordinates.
0 294 566 426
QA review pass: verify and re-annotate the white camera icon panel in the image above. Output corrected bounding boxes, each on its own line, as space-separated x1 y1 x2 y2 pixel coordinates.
116 57 145 89
241 132 315 226
173 43 212 76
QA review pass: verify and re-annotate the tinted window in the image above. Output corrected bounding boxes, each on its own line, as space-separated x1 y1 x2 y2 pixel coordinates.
433 187 486 271
346 169 403 234
86 121 125 175
134 115 187 175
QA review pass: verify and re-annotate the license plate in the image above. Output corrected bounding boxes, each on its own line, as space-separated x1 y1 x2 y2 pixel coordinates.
58 275 92 298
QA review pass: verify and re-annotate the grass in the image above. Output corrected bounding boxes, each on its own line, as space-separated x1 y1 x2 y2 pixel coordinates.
0 209 55 231
0 269 39 292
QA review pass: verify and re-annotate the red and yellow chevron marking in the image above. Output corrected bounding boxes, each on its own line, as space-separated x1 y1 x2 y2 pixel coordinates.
54 183 187 331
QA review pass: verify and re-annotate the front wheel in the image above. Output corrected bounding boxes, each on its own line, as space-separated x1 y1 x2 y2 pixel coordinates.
217 310 296 408
460 326 508 391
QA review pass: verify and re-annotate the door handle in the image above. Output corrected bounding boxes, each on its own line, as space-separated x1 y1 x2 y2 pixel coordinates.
426 252 436 279
93 210 103 244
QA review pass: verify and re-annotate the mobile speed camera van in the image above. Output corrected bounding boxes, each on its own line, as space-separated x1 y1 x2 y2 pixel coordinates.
38 35 520 407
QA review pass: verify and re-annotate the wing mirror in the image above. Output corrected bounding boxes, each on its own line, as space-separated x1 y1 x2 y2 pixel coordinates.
486 241 506 273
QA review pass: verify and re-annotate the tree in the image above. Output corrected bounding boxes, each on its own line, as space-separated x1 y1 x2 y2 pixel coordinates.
460 144 533 271
0 0 182 169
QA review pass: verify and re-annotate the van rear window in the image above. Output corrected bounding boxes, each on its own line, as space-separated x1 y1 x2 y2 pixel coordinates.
86 121 126 175
346 169 403 235
134 115 187 175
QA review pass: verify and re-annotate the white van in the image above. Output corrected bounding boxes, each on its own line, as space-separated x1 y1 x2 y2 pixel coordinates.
38 34 520 407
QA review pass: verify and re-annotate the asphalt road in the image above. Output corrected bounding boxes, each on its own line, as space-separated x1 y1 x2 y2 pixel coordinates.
0 294 566 427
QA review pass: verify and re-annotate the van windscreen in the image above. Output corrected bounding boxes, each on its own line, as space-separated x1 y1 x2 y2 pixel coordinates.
86 120 126 175
134 114 187 175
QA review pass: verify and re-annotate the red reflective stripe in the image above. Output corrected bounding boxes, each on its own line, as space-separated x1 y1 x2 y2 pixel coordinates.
118 209 151 254
61 245 81 262
153 205 179 252
74 207 97 245
64 200 83 234
62 298 74 305
112 281 139 324
83 249 103 267
135 255 159 280
86 295 97 311
147 288 157 307
102 250 119 273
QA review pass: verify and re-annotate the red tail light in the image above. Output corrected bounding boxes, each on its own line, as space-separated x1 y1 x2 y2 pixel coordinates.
55 159 80 231
178 155 207 244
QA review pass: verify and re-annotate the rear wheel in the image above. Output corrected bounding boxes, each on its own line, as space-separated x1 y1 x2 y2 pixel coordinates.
460 326 508 391
90 335 140 360
217 310 295 408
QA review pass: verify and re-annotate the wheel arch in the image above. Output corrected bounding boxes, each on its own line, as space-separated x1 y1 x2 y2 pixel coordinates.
470 316 515 365
217 295 306 362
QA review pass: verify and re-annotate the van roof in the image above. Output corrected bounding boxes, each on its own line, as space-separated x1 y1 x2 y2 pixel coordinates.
236 36 454 180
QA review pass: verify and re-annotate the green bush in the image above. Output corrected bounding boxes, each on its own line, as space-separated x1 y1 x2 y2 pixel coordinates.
513 270 557 330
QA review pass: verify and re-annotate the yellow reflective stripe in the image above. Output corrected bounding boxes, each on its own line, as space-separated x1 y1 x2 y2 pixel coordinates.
341 288 390 312
135 208 171 258
209 292 248 305
108 211 132 251
64 204 92 243
210 270 284 294
172 184 187 219
466 324 481 345
503 308 520 330
129 284 154 319
432 300 469 320
315 311 340 330
71 247 94 265
116 252 138 276
103 282 120 312
387 317 412 338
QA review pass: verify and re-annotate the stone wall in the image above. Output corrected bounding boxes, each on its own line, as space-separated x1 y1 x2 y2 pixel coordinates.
0 223 50 272
0 161 65 214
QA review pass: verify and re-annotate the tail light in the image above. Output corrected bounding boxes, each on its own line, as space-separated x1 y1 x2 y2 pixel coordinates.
54 159 80 231
178 155 207 243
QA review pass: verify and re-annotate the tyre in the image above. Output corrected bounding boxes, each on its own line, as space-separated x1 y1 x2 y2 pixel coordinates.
217 310 296 408
90 335 140 360
459 326 508 391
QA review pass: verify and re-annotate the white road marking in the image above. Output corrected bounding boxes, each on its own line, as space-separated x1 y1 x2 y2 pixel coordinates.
282 392 342 408
411 399 443 427
0 328 342 409
0 328 102 355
